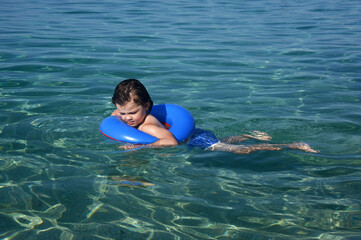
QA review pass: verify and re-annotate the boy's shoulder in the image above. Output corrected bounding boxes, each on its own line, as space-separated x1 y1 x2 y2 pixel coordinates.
139 114 164 130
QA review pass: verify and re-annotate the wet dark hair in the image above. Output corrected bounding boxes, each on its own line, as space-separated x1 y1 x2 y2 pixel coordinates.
112 79 153 113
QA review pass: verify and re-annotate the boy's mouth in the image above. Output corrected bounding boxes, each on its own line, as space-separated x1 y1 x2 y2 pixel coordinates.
127 121 135 126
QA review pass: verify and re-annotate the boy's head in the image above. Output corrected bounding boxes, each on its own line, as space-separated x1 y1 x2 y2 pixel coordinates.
112 79 153 113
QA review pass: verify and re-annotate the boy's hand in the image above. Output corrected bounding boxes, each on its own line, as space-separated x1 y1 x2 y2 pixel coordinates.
119 144 141 150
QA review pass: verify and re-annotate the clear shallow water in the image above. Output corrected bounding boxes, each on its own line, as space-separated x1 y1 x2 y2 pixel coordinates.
1 0 360 239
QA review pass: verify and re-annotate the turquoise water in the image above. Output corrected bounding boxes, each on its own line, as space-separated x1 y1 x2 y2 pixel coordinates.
1 0 360 239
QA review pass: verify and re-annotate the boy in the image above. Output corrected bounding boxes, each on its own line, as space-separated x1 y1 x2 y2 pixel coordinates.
111 79 318 153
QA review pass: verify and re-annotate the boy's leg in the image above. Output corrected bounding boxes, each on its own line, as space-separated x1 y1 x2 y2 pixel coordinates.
210 142 281 154
221 131 272 144
220 136 249 144
209 142 317 154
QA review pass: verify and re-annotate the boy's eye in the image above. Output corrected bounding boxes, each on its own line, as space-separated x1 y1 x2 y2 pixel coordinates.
119 111 137 115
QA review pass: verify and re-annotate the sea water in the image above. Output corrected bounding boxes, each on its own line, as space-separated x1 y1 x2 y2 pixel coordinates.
0 0 360 239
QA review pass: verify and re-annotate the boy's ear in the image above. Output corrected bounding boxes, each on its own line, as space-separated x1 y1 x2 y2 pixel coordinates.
145 102 150 111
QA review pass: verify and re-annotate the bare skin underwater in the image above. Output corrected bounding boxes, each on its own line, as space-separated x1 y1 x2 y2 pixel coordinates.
116 131 317 187
211 131 318 154
120 130 318 154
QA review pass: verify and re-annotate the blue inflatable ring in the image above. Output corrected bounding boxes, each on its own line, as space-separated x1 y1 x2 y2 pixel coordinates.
99 104 195 144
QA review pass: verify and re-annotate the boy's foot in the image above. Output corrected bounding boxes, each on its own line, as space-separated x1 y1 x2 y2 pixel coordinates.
244 131 272 141
288 142 318 153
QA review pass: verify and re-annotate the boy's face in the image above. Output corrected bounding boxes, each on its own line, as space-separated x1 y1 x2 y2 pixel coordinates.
116 101 149 127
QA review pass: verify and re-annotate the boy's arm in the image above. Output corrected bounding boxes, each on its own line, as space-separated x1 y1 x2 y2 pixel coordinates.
140 124 178 147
